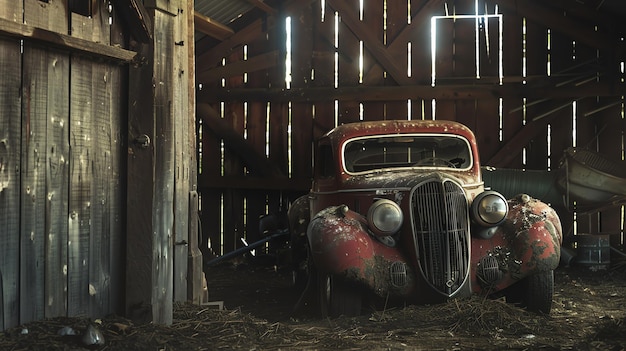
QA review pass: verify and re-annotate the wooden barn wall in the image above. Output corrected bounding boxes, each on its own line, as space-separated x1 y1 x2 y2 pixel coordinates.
0 0 126 330
197 0 626 258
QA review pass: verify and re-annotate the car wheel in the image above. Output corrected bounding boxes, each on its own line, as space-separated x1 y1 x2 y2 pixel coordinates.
506 270 554 314
318 274 362 318
523 270 554 314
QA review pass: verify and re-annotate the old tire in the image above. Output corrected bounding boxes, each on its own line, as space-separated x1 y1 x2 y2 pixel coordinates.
524 270 554 314
319 274 362 318
506 270 554 314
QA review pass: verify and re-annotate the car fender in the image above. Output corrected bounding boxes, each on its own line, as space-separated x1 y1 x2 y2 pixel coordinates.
504 194 563 273
472 194 563 291
307 205 415 296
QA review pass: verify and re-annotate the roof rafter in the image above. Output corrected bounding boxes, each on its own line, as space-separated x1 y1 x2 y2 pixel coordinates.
194 11 234 40
246 0 277 15
326 0 414 86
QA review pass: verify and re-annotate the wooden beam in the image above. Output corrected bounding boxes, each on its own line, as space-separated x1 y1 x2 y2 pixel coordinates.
194 0 318 71
246 0 277 15
186 0 203 306
487 100 565 167
126 7 176 325
363 0 444 85
545 0 622 27
498 0 622 52
197 103 284 177
197 50 279 84
111 0 152 43
196 18 265 69
194 11 234 40
0 17 137 62
197 81 626 102
199 177 311 191
326 0 414 86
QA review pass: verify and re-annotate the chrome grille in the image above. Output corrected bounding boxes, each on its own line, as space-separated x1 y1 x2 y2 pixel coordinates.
390 261 408 288
411 179 470 296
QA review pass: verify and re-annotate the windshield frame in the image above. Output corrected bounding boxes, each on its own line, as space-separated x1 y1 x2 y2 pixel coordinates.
341 133 474 176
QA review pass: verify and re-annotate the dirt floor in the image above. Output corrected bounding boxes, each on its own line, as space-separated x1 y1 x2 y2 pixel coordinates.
2 256 626 351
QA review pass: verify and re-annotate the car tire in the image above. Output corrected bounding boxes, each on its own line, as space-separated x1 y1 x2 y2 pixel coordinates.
318 274 362 318
506 270 554 314
523 270 554 314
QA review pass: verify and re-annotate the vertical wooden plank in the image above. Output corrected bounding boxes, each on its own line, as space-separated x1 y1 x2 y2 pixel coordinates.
245 34 267 247
90 60 112 317
108 64 125 314
20 44 48 323
266 14 289 242
173 4 190 302
409 0 438 120
361 0 385 121
288 2 314 182
186 0 203 304
384 0 408 120
523 17 548 170
313 0 338 135
477 8 501 80
152 10 175 320
68 56 92 318
451 0 476 129
45 47 70 319
432 12 455 120
222 52 245 254
336 0 361 124
126 5 176 324
268 102 289 216
24 0 68 34
127 30 155 323
0 37 22 330
474 5 501 163
199 106 223 258
474 97 500 164
104 0 126 315
411 0 438 119
500 7 523 168
545 31 573 172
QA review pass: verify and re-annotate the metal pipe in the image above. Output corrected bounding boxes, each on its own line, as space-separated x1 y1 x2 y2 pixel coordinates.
204 230 289 267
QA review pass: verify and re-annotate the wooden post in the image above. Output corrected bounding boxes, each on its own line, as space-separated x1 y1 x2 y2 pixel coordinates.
126 1 183 325
186 0 203 305
172 0 189 303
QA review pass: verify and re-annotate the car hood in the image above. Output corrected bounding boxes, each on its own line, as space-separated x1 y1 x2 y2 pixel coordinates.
339 169 482 191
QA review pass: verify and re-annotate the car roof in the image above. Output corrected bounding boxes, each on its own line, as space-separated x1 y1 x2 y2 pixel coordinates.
321 120 477 145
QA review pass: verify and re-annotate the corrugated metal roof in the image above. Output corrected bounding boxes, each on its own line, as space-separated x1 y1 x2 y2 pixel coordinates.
194 0 255 26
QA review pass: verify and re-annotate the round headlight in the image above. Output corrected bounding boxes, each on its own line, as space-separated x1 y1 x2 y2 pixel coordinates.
471 191 508 227
367 199 403 236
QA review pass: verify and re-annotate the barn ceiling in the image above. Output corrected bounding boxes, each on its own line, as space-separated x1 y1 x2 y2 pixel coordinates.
192 0 626 82
193 0 626 45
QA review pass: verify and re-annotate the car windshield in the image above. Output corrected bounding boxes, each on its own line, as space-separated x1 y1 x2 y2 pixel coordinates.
343 134 472 173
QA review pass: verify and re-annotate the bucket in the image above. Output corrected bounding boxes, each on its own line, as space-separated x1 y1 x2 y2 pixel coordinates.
575 234 610 270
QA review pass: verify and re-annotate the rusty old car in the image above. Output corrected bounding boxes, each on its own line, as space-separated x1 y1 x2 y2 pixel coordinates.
286 119 563 317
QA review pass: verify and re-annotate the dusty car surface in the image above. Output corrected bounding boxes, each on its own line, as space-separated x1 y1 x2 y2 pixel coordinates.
286 120 562 318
